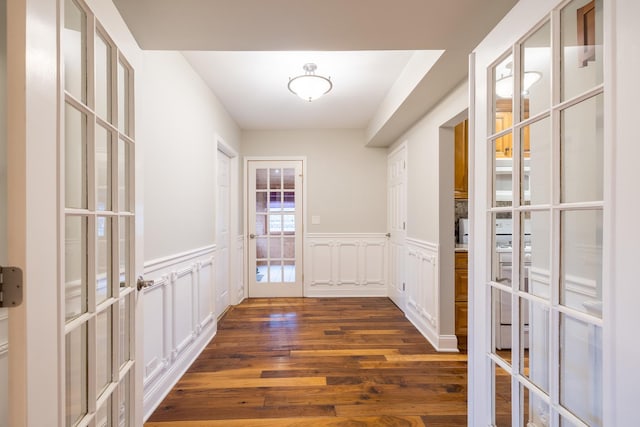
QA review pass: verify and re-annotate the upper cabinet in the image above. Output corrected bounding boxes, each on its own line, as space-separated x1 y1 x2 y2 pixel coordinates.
454 119 468 199
495 99 530 158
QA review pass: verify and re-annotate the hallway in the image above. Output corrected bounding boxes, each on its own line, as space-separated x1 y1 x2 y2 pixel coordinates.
145 298 468 426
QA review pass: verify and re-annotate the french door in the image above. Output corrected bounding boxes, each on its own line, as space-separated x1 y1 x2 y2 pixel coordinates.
480 1 605 425
247 160 303 297
387 144 407 309
62 0 138 425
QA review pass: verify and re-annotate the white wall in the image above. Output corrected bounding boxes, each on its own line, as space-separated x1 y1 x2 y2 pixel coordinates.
241 129 387 233
140 51 240 261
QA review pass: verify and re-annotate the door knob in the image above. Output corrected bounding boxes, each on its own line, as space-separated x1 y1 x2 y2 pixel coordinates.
386 232 391 238
137 276 154 291
249 233 256 239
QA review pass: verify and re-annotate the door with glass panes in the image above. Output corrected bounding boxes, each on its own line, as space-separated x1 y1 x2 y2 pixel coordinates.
63 0 138 425
484 1 604 426
247 160 303 297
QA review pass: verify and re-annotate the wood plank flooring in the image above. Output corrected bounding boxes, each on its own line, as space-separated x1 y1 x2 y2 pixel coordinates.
145 298 468 427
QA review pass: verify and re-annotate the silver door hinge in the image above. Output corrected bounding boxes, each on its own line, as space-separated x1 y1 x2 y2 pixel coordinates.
0 266 24 307
403 221 406 230
402 282 406 291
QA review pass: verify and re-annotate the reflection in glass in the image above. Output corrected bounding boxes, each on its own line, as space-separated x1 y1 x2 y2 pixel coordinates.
96 216 111 304
65 104 87 209
560 314 603 426
269 215 282 234
118 139 130 212
118 61 130 134
521 211 550 299
256 237 267 259
270 192 282 211
65 216 87 321
521 21 550 117
521 384 550 427
269 168 282 189
255 214 267 235
283 191 295 207
96 308 112 397
520 297 549 393
492 212 513 285
493 54 514 117
256 169 267 190
269 237 282 259
283 168 295 189
283 261 295 283
256 192 267 213
493 287 512 365
119 295 130 367
522 117 551 206
63 0 86 103
561 210 603 317
494 363 512 427
269 261 283 282
561 0 603 101
96 398 112 427
256 260 268 283
118 371 131 427
493 139 513 207
65 324 87 427
283 237 295 259
561 94 603 203
119 217 129 287
95 33 112 121
96 125 111 211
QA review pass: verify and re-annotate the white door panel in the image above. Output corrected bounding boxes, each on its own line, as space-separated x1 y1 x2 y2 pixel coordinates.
387 145 407 309
216 150 231 316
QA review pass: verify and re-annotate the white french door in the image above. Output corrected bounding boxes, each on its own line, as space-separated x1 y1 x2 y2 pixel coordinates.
247 160 303 297
61 0 138 425
387 144 407 309
216 149 231 316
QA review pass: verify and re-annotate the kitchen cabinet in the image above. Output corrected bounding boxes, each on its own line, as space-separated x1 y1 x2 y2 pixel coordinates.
454 119 468 199
455 251 468 350
495 99 530 158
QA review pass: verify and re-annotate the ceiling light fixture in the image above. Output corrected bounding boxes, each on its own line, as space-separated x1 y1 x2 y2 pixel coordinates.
288 63 333 102
495 71 542 99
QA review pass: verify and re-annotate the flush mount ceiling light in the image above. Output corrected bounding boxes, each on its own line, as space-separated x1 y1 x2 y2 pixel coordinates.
288 63 333 102
495 71 542 99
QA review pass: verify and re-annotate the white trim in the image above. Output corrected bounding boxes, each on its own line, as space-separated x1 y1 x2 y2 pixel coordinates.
144 245 216 274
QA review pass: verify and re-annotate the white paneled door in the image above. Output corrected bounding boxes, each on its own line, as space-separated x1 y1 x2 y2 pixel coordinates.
216 149 231 316
387 144 407 309
247 160 303 297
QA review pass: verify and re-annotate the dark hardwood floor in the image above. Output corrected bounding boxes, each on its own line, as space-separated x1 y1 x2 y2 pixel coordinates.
145 297 468 427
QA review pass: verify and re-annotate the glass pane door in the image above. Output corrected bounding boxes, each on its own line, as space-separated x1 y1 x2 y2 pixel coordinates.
62 0 136 425
248 161 303 297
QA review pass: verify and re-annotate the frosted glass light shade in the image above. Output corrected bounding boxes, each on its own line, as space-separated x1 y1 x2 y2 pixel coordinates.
288 63 332 102
495 71 542 99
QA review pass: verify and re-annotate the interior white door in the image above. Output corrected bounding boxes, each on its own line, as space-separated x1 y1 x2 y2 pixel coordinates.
387 144 407 309
247 160 303 297
61 0 139 425
216 150 231 316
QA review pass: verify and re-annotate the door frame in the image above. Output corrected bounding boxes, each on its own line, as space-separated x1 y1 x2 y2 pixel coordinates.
243 156 307 298
216 136 239 311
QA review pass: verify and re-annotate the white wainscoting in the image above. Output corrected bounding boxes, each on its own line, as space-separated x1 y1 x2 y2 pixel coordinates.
404 238 458 352
142 245 217 421
305 233 387 297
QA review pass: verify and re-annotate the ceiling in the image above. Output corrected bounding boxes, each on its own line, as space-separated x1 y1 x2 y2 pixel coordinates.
113 0 518 146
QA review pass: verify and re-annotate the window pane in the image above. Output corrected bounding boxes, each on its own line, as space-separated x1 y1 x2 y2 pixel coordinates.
269 168 282 189
522 117 551 206
256 237 267 259
560 210 603 317
256 260 267 282
520 297 549 393
97 216 112 304
256 192 267 213
119 294 131 368
521 211 550 299
561 0 603 101
521 21 550 118
493 55 514 122
492 213 513 284
269 192 282 211
521 384 550 427
561 94 603 203
95 33 112 122
283 261 295 283
283 168 295 189
283 237 295 259
96 397 112 427
269 237 282 259
493 287 512 364
269 215 282 234
118 60 130 135
269 262 283 283
118 139 130 212
119 217 129 288
255 168 267 190
65 104 87 209
63 0 86 103
118 370 131 427
65 324 87 427
65 216 87 321
96 308 112 397
493 140 513 207
95 125 112 211
255 214 267 236
560 314 603 427
494 363 512 427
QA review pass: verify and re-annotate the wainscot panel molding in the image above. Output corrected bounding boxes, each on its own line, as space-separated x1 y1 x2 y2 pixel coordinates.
304 233 387 297
142 246 217 421
404 238 457 352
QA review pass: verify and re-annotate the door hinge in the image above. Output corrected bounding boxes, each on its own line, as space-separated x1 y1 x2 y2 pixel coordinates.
403 221 406 230
0 266 24 307
402 282 406 291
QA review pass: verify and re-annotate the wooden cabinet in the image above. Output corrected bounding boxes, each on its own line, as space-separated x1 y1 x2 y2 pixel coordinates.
455 251 468 350
495 99 530 158
454 119 468 199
